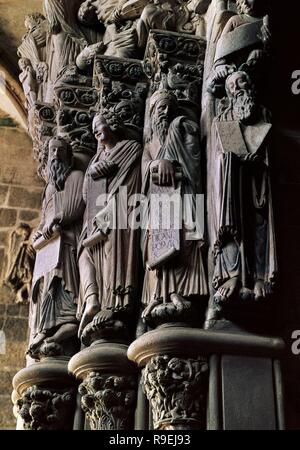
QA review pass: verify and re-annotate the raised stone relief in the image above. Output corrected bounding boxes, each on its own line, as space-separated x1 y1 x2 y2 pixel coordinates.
79 372 137 430
205 69 277 328
141 88 207 327
17 385 75 431
77 114 142 346
28 136 85 359
5 224 35 304
142 355 208 429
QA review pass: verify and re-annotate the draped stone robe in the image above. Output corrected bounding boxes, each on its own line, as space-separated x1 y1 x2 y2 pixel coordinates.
209 109 277 295
141 116 208 306
30 170 85 337
77 140 142 318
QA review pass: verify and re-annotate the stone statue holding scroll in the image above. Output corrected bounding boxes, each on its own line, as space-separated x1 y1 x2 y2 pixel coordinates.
77 114 142 344
28 136 85 357
205 70 277 327
141 89 207 325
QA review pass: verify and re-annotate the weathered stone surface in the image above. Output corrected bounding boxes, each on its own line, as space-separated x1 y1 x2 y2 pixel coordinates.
0 395 16 429
8 187 42 210
7 304 20 317
0 285 15 304
0 186 8 206
5 318 28 342
0 231 9 247
19 210 40 223
0 209 17 227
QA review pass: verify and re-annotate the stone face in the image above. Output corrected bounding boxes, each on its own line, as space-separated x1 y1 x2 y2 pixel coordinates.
8 187 42 210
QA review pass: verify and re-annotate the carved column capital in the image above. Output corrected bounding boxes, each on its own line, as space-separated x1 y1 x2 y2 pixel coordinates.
13 358 77 430
69 342 137 430
142 355 208 430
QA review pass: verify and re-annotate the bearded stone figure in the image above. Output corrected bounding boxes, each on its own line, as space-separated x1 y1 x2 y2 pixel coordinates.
77 114 142 345
141 89 207 326
28 137 85 358
205 70 277 328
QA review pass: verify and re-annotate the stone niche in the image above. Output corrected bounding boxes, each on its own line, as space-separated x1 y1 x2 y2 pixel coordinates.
0 108 42 429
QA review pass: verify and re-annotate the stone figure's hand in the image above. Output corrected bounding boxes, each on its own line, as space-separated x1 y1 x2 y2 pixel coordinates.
213 64 234 83
157 160 175 186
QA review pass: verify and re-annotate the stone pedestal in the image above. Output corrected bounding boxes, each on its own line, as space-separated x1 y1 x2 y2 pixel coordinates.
12 358 77 430
68 342 137 430
128 326 285 430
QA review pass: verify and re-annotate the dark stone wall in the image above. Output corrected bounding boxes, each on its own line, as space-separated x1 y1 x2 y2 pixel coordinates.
270 0 300 429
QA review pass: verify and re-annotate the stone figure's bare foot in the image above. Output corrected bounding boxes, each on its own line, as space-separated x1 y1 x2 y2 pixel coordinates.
170 294 191 314
254 280 266 301
142 299 162 321
92 309 114 327
78 295 100 337
215 277 240 304
27 332 47 354
44 323 78 344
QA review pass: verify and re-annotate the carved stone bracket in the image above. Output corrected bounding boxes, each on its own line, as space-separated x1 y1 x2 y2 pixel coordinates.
69 342 137 430
13 358 77 430
94 56 149 141
144 29 206 118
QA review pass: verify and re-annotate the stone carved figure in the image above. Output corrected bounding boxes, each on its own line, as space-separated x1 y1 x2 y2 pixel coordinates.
43 0 90 100
78 0 138 59
28 136 85 358
18 12 48 98
205 70 277 327
209 0 271 91
5 224 35 304
77 114 142 345
141 89 207 326
18 58 38 109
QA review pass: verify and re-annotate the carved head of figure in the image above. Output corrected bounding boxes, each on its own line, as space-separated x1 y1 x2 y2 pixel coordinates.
24 13 46 31
18 58 32 72
225 71 258 124
47 136 73 191
236 0 269 17
78 0 98 26
149 89 178 145
92 114 118 150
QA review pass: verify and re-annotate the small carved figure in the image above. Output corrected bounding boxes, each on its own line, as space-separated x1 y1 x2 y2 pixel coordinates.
5 224 35 304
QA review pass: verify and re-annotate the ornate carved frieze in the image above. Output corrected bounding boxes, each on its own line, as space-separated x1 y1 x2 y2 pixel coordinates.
142 355 208 430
